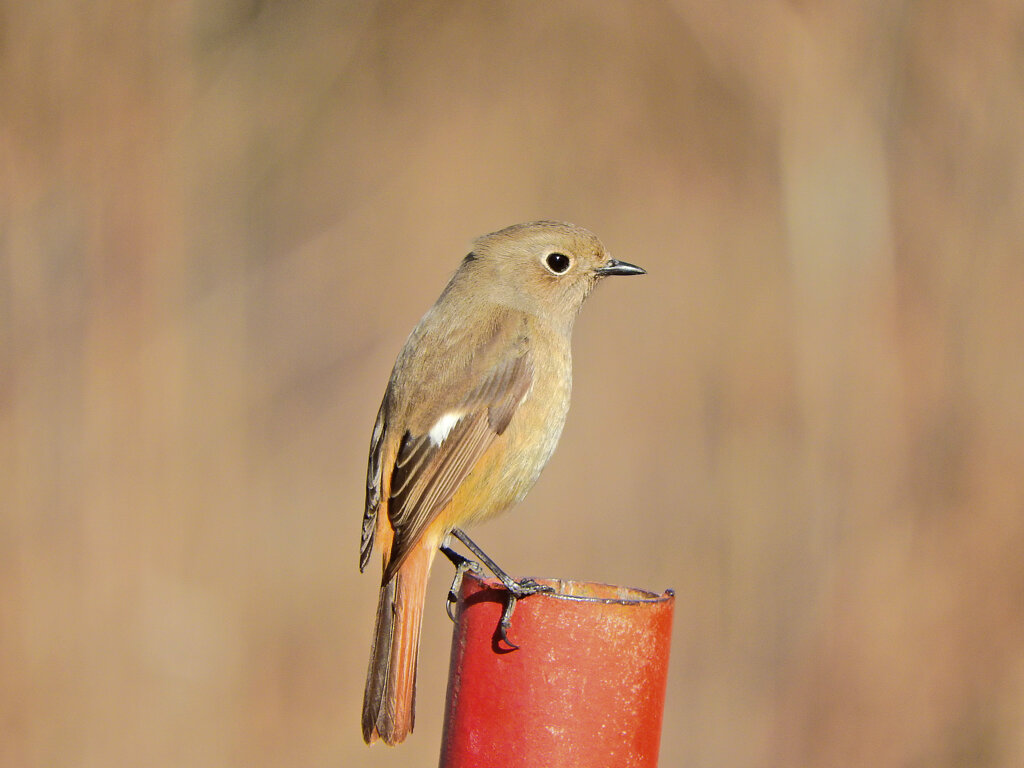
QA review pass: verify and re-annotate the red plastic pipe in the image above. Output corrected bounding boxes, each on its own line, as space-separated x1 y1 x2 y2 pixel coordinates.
439 573 675 768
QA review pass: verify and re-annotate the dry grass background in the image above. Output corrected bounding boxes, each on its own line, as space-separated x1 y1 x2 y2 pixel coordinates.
3 2 1024 766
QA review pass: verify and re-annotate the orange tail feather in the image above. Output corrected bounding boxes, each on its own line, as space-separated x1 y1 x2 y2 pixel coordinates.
362 543 432 745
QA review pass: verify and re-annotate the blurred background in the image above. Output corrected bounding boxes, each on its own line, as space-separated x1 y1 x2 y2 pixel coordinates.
3 2 1024 766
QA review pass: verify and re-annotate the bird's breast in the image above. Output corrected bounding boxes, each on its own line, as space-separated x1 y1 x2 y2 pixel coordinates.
441 335 572 528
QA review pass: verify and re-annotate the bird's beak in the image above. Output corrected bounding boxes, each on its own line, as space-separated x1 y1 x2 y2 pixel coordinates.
595 258 646 277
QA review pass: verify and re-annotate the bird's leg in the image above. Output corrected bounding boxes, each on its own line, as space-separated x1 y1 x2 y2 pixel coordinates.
439 541 483 622
450 528 552 596
449 528 554 650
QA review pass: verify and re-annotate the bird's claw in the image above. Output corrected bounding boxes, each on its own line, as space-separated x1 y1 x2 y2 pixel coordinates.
445 554 483 622
494 577 554 650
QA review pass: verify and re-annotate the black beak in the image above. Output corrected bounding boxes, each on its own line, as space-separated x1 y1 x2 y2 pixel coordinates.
595 258 646 277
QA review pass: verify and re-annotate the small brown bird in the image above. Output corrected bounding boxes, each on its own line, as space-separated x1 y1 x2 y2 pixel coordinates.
359 221 644 745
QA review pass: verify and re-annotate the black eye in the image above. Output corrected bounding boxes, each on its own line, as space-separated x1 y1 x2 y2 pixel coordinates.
545 252 571 274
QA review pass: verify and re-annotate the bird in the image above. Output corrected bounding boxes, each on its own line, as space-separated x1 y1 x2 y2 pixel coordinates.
359 221 645 745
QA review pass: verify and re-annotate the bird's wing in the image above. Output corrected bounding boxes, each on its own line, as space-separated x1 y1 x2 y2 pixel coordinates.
360 396 389 573
382 349 533 582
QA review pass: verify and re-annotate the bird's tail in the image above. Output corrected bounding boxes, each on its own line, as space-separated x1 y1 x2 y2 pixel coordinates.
362 543 431 745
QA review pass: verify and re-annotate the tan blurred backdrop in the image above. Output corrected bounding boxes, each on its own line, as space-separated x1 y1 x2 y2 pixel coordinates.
3 2 1024 766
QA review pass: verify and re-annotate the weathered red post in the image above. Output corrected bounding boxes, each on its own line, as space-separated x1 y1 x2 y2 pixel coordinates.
439 573 675 767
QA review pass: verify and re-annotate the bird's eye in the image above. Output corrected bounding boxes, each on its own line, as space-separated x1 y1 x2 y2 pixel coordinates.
545 252 571 274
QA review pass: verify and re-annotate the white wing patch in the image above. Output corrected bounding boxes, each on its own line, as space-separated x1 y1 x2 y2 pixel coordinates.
428 412 463 446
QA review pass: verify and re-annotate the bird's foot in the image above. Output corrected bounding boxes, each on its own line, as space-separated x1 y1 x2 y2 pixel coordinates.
449 529 554 649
